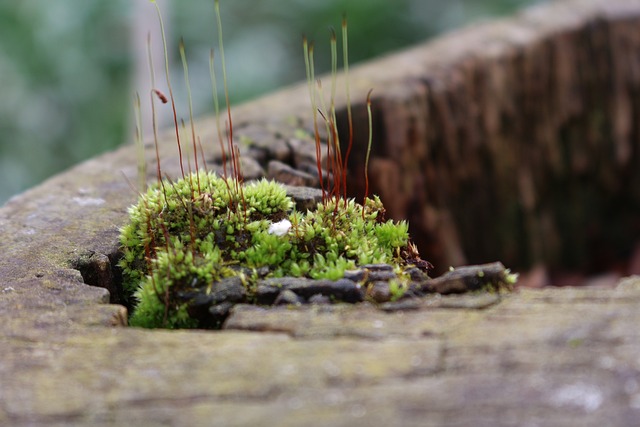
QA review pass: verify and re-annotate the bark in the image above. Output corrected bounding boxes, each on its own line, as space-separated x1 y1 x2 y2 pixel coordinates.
339 0 640 275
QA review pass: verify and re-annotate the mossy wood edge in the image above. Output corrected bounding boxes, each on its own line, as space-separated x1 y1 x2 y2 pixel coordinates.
1 0 640 425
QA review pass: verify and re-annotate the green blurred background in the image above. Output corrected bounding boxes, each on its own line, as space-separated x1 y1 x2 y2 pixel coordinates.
0 0 543 205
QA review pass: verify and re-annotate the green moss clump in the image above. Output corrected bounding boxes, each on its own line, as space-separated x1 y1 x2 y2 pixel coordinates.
128 236 233 329
119 170 415 328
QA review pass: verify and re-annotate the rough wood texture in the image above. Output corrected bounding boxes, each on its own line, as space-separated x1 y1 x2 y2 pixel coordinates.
336 0 640 275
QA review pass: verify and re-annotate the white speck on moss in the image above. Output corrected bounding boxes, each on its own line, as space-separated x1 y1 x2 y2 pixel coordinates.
268 219 291 236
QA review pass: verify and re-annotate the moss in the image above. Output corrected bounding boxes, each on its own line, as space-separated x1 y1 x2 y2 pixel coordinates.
119 170 418 328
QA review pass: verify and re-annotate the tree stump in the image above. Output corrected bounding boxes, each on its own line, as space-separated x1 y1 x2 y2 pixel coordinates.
333 0 640 278
1 1 640 425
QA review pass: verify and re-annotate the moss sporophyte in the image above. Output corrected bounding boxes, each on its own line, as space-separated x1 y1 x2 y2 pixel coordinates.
119 173 422 328
120 0 431 329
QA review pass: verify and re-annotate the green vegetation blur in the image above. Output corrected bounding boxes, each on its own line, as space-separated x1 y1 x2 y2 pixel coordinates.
0 0 542 205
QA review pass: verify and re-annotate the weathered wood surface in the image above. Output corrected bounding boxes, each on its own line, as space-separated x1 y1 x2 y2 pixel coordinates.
1 0 640 425
336 0 640 276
